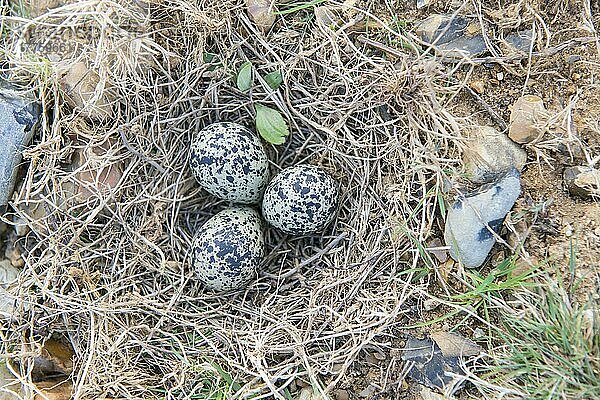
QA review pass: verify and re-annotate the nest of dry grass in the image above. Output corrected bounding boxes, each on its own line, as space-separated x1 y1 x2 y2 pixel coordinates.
1 0 597 399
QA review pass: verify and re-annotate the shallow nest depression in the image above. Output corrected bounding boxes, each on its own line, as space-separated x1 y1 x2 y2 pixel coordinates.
0 0 472 398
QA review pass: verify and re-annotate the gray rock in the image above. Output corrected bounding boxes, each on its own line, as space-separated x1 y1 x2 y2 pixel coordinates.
0 83 41 209
505 30 534 53
564 166 600 198
416 14 469 45
444 169 521 268
463 126 527 183
415 14 487 59
402 335 467 392
437 35 487 59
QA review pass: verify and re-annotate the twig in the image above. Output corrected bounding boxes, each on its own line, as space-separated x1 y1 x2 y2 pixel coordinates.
464 86 508 131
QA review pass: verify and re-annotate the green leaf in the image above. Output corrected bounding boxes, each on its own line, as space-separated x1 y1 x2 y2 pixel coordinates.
236 61 253 92
203 52 217 63
255 104 289 145
263 70 283 90
275 0 328 15
203 52 221 71
210 361 242 393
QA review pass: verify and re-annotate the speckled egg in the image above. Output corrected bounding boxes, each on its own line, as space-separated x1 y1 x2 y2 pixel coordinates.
191 207 264 291
190 122 270 204
262 165 339 235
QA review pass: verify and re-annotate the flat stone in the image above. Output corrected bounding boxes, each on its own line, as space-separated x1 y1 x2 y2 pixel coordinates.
416 14 487 59
437 35 487 58
0 83 41 209
463 126 527 183
444 169 521 268
564 166 600 198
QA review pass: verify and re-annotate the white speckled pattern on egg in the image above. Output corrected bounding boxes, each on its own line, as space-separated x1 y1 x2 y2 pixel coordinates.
190 122 269 204
191 207 264 291
262 164 339 235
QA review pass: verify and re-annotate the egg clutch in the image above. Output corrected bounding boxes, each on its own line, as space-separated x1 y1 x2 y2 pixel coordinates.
189 122 339 291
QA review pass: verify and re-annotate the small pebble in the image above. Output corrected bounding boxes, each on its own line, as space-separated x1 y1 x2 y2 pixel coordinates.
444 169 521 268
473 328 485 339
509 95 547 143
469 80 485 94
423 298 439 311
416 0 430 9
563 166 600 198
334 389 350 400
564 223 573 237
14 218 30 237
